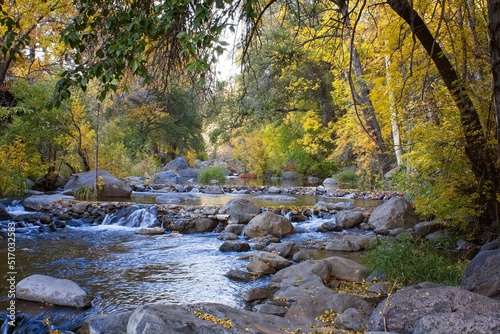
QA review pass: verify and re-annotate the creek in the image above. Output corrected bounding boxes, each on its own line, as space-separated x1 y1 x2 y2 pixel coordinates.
0 193 380 332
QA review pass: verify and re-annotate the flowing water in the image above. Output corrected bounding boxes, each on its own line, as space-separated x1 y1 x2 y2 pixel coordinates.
0 195 378 331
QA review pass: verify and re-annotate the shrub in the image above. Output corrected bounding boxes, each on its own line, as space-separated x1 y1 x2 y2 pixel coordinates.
74 186 95 201
332 169 358 189
362 235 467 286
198 166 226 185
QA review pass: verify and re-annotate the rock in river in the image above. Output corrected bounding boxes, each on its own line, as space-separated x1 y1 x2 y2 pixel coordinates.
16 274 91 308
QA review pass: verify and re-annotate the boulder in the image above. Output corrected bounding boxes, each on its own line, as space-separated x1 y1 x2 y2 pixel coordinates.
413 221 442 239
224 223 245 235
461 241 500 299
218 232 239 240
335 210 365 228
323 256 370 282
367 285 500 334
219 241 251 252
325 233 378 252
23 194 75 210
223 198 261 224
178 168 199 178
323 178 338 188
153 171 179 184
325 238 362 252
64 170 132 198
413 312 500 334
244 211 295 238
263 241 300 259
193 217 218 233
335 308 370 332
16 274 91 308
243 287 273 302
368 196 418 234
251 251 292 271
253 304 288 316
203 185 224 194
285 293 373 329
247 252 292 275
267 186 281 194
81 311 131 334
317 220 343 232
224 269 256 282
162 156 188 172
126 302 319 333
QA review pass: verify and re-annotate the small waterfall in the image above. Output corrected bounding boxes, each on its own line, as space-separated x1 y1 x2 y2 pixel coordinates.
4 200 27 216
102 205 159 228
293 216 334 234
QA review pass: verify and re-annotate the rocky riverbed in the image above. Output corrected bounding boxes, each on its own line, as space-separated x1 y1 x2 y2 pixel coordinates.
1 187 499 334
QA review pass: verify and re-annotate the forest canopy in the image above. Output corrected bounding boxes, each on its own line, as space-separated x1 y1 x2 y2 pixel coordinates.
1 0 499 231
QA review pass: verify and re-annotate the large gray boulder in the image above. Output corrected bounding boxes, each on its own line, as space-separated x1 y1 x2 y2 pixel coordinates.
247 251 292 275
325 233 378 252
16 274 91 308
81 311 131 334
126 302 319 333
270 256 370 302
368 285 500 334
461 241 500 300
153 170 179 184
64 170 132 198
335 210 365 228
223 198 261 224
368 196 418 234
285 293 373 330
244 211 295 238
162 156 188 172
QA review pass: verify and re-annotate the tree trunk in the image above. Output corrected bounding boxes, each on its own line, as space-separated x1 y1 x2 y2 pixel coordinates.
387 0 499 223
385 50 404 166
339 0 393 175
489 0 500 152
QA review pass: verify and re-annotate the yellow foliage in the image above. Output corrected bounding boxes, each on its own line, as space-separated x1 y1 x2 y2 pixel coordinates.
230 127 269 176
0 138 41 195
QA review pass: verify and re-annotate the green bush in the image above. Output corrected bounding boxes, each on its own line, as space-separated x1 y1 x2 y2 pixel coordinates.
332 169 358 189
74 186 95 201
198 166 226 185
362 235 467 286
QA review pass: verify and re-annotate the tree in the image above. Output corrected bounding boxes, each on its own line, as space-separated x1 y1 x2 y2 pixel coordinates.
51 0 237 104
386 0 499 224
0 0 73 86
489 0 500 150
